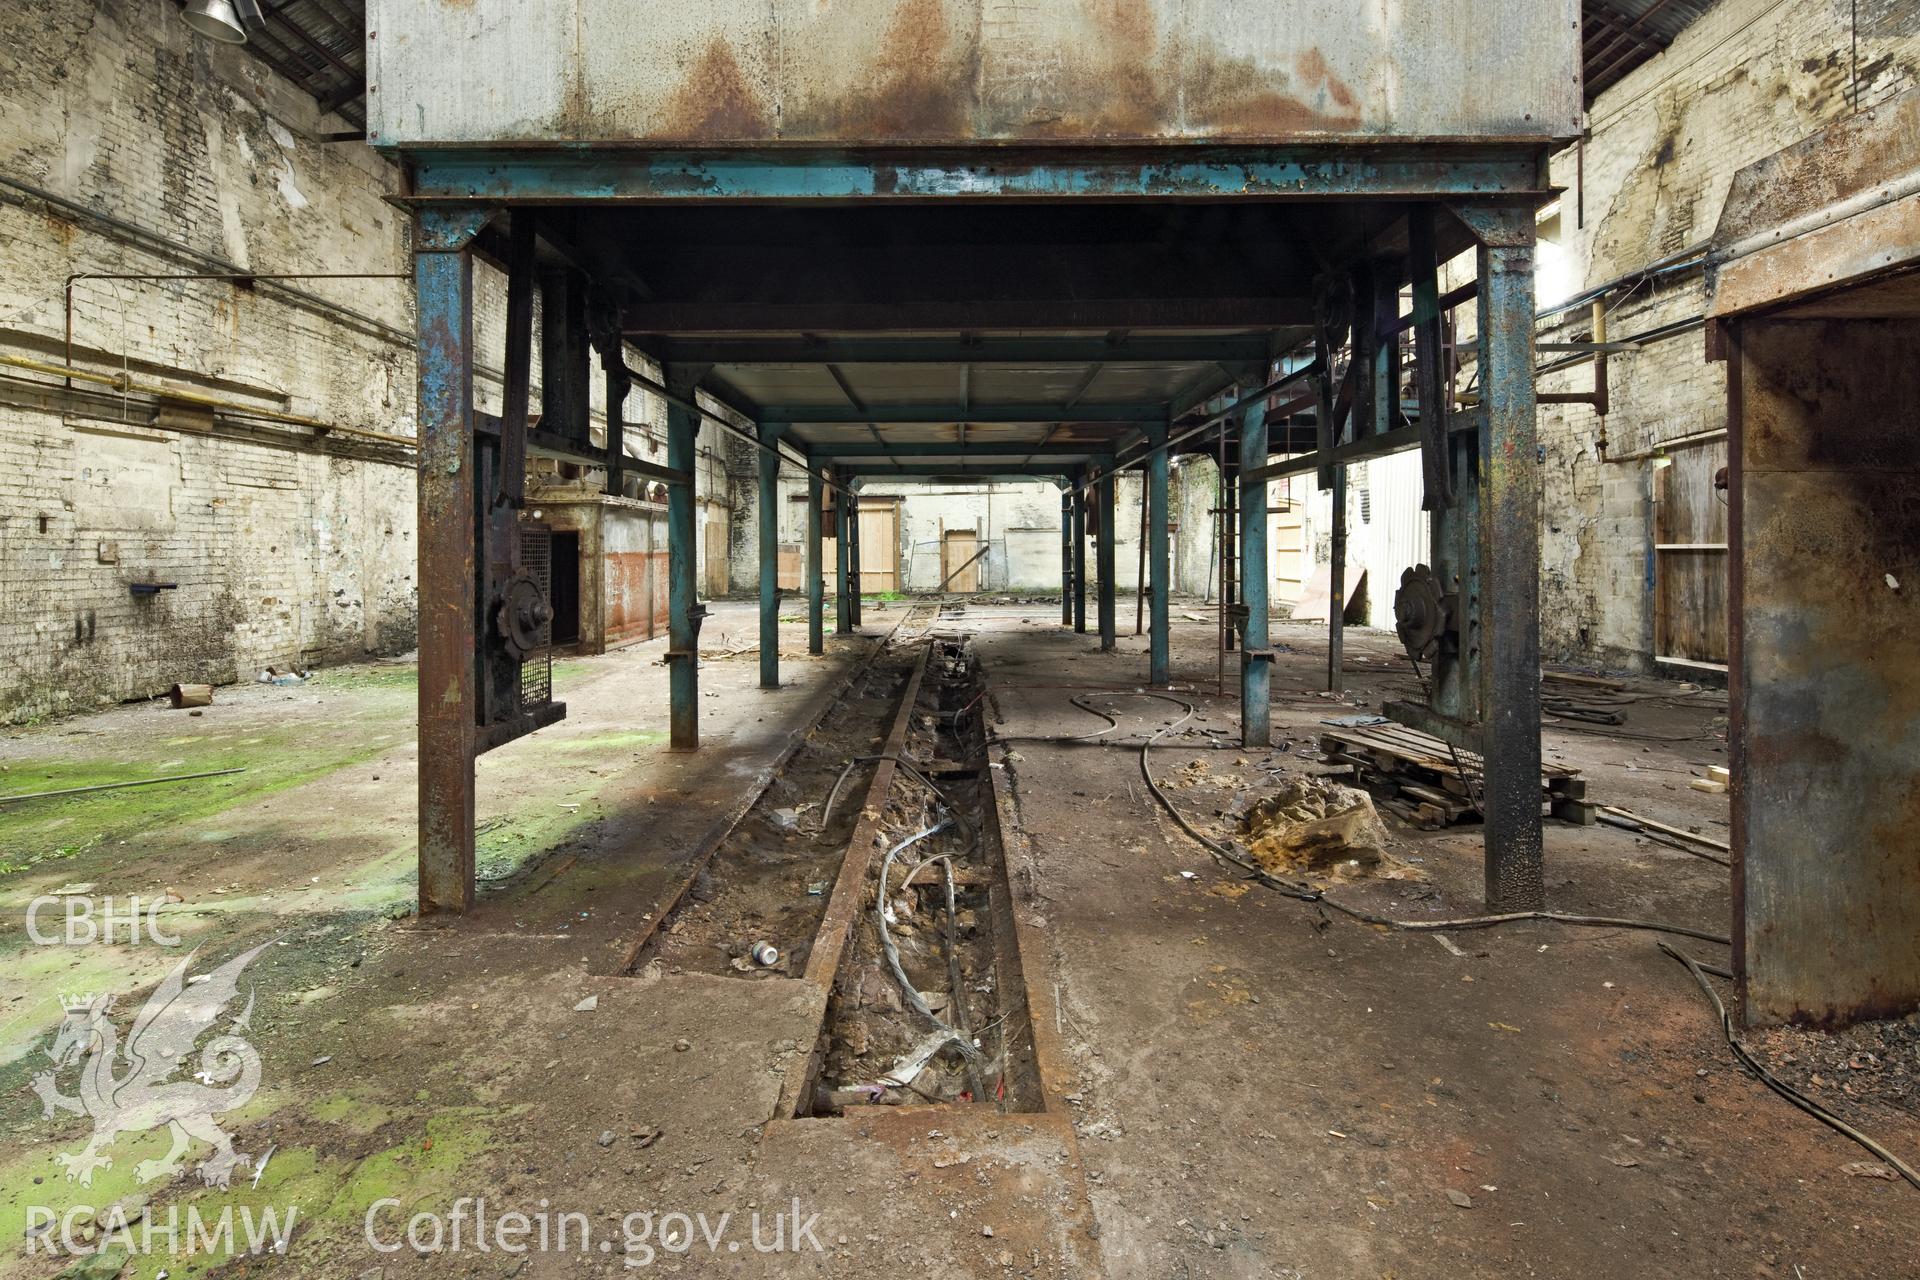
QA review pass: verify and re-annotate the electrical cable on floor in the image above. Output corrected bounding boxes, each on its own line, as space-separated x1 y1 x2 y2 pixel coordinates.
817 753 977 854
994 671 1914 1191
874 819 983 1064
1068 689 1734 946
1660 942 1920 1191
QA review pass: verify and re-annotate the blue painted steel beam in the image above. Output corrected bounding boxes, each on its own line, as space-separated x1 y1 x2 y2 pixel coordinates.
814 443 1102 458
1072 482 1088 635
1060 490 1073 627
1328 462 1348 693
758 420 782 690
834 473 852 635
640 335 1284 366
807 468 824 656
413 222 479 915
400 148 1551 205
1240 400 1272 748
847 489 863 628
666 365 702 749
766 403 1165 424
1148 421 1171 686
1467 210 1545 912
830 465 1076 479
1096 468 1117 651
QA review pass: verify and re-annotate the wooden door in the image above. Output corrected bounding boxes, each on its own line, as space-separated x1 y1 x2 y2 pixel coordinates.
1271 480 1307 605
1653 441 1729 671
941 528 981 593
857 501 900 593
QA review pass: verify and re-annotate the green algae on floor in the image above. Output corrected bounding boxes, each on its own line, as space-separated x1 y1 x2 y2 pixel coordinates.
0 722 407 878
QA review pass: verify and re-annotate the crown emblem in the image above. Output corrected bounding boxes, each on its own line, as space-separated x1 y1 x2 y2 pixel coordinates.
59 993 98 1012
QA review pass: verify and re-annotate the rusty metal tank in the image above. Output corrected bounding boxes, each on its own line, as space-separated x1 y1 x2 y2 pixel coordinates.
365 0 1582 149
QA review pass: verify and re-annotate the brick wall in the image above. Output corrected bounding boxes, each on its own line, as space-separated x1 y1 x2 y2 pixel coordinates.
0 0 418 721
1534 0 1920 670
0 0 736 722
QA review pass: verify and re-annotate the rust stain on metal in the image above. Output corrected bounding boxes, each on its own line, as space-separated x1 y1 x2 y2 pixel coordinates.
1736 316 1920 1028
785 0 976 142
1185 45 1363 135
660 37 775 141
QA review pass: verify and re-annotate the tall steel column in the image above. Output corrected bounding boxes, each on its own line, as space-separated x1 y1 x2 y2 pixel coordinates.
807 469 824 655
757 420 782 689
834 473 852 635
1460 204 1545 911
1071 483 1088 634
1328 463 1347 693
1239 401 1272 748
1147 423 1171 686
1095 466 1117 651
413 207 487 914
1060 489 1073 626
847 491 863 629
665 365 702 750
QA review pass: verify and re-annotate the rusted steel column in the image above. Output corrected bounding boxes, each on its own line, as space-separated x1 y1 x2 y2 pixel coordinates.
1467 207 1545 911
1328 462 1347 693
847 488 863 629
1239 401 1271 748
1095 464 1117 651
1071 481 1088 634
413 206 490 915
1060 489 1073 626
1148 422 1171 686
834 474 852 635
807 468 825 655
665 365 702 750
758 420 783 689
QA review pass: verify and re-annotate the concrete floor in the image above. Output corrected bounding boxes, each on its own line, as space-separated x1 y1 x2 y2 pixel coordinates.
0 601 1913 1278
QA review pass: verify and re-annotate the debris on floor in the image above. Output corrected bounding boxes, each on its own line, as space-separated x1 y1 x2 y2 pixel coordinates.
1236 777 1391 877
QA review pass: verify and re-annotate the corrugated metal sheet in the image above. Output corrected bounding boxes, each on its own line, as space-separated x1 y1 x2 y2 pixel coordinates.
365 0 1582 147
1582 0 1721 102
1350 447 1430 630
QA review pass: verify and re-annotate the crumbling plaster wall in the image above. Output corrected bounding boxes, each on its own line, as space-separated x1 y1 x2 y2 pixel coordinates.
1533 0 1920 671
0 0 419 722
0 0 731 722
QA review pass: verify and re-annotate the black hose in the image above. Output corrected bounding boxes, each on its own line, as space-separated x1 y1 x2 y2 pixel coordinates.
1078 691 1735 948
1660 942 1919 1191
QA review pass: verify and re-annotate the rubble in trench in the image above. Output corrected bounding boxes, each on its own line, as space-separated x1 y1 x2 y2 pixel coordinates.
812 641 1030 1114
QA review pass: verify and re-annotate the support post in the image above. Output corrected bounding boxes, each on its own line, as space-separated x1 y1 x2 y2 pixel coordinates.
758 421 782 689
665 364 703 750
1072 482 1088 634
1096 465 1117 651
1060 488 1073 626
414 206 488 915
1148 422 1171 686
807 468 825 655
1458 203 1545 910
1135 474 1148 637
847 490 863 629
1222 454 1237 654
604 366 629 499
1239 401 1271 748
835 474 853 635
1328 463 1347 693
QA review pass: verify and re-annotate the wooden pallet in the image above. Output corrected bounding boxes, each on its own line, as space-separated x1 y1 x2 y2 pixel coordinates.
1320 722 1592 831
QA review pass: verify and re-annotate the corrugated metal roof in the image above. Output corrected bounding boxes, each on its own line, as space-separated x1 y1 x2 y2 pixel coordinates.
1583 0 1722 104
189 0 367 132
